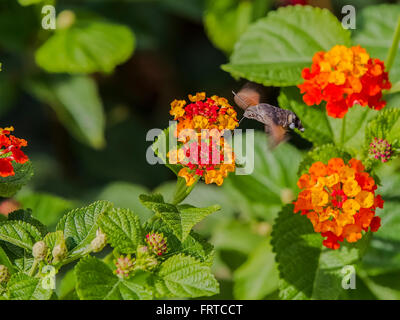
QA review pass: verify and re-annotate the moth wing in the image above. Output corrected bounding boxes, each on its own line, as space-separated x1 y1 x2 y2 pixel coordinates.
267 123 288 148
234 83 264 110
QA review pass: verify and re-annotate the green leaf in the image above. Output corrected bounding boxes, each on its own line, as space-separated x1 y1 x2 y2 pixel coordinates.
16 192 73 227
0 162 34 198
98 208 142 254
36 17 135 74
339 108 379 155
13 255 34 273
75 256 152 300
144 197 220 241
0 221 42 251
212 220 264 255
297 144 351 176
279 87 378 151
358 270 400 300
8 209 48 237
223 5 351 86
271 205 370 300
362 215 400 276
388 81 400 95
43 230 64 251
154 181 237 237
278 87 333 145
96 182 152 222
139 193 166 211
57 269 77 300
18 0 47 5
375 163 400 200
353 4 400 84
181 232 214 266
224 130 302 221
233 239 279 299
175 204 221 240
56 201 112 256
365 108 400 151
0 246 13 272
360 162 400 275
155 254 219 298
204 0 272 54
7 273 53 300
338 274 378 300
27 75 106 149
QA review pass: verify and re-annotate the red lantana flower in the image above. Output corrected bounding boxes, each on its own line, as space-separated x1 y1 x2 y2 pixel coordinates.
168 93 237 187
298 45 391 118
0 127 29 177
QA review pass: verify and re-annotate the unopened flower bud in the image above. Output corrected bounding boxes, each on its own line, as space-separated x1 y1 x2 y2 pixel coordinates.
135 254 158 272
369 137 393 163
0 265 10 283
32 241 48 261
143 256 158 271
57 10 76 30
52 242 67 263
145 232 168 256
90 229 107 253
136 245 149 258
114 255 135 278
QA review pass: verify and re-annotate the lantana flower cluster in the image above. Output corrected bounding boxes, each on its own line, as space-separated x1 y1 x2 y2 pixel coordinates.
168 93 238 186
294 158 383 249
0 127 28 177
298 45 391 118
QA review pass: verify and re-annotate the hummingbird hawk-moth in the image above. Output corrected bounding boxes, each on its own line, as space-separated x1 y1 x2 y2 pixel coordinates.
233 83 305 147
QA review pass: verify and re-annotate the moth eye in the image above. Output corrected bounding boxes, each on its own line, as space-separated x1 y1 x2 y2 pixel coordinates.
289 123 295 129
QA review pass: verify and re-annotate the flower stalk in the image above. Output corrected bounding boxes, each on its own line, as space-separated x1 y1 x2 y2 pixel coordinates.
386 16 400 73
171 176 199 205
28 259 39 277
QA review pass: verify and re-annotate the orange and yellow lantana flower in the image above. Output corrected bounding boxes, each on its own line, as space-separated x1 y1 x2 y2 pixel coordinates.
294 157 383 249
168 93 238 187
0 127 28 177
298 45 391 118
170 92 239 135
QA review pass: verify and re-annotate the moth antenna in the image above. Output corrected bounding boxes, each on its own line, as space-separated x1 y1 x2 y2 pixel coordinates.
238 116 245 125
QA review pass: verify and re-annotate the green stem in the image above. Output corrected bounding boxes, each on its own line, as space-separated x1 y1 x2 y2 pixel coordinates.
340 113 347 146
385 16 400 73
171 176 199 205
148 214 160 224
28 259 39 277
57 248 92 269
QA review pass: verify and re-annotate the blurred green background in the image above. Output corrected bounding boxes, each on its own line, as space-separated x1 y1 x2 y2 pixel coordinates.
2 0 400 299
